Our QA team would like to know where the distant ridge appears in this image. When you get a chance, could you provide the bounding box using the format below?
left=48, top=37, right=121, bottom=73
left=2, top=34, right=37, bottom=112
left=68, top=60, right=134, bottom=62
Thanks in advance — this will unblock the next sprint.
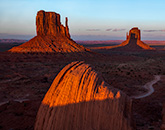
left=77, top=40, right=165, bottom=46
left=0, top=39, right=27, bottom=43
left=77, top=40, right=123, bottom=45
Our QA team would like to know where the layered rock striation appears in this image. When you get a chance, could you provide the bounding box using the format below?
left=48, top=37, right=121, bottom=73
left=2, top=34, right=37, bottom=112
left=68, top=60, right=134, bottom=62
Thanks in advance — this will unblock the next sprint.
left=36, top=10, right=70, bottom=38
left=35, top=61, right=134, bottom=130
left=9, top=10, right=89, bottom=53
left=120, top=27, right=154, bottom=50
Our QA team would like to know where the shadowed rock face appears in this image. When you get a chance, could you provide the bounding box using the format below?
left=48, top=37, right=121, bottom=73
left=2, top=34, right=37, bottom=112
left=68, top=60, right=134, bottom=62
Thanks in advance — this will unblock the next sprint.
left=161, top=104, right=165, bottom=130
left=35, top=61, right=134, bottom=130
left=127, top=27, right=141, bottom=40
left=9, top=10, right=89, bottom=53
left=120, top=27, right=154, bottom=50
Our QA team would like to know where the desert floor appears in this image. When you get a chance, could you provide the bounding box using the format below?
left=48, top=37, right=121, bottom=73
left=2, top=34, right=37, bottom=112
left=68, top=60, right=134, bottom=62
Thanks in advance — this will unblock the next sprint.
left=0, top=49, right=164, bottom=130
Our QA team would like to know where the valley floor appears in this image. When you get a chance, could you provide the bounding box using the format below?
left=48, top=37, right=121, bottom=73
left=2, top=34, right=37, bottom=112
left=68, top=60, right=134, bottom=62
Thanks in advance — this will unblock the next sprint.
left=0, top=49, right=164, bottom=130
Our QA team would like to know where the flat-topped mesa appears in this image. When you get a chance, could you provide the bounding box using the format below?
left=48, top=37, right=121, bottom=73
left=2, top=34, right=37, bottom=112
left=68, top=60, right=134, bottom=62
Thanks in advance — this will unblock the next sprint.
left=36, top=10, right=70, bottom=38
left=8, top=10, right=89, bottom=53
left=35, top=61, right=134, bottom=130
left=120, top=27, right=154, bottom=50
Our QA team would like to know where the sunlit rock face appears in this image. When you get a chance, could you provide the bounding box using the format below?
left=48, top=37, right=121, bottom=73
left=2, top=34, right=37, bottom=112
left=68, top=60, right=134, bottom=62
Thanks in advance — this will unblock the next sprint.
left=35, top=61, right=134, bottom=130
left=9, top=10, right=89, bottom=53
left=120, top=27, right=154, bottom=50
left=36, top=10, right=70, bottom=38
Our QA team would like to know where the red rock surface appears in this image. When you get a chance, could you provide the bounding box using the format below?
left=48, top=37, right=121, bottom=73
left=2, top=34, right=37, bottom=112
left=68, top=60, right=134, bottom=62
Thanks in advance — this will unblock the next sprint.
left=88, top=27, right=154, bottom=51
left=35, top=61, right=134, bottom=130
left=9, top=10, right=89, bottom=53
left=36, top=10, right=70, bottom=38
left=120, top=27, right=154, bottom=50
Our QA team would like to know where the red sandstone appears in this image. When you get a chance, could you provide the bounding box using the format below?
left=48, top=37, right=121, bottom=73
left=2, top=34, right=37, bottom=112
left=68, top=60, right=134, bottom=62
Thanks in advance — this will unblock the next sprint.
left=9, top=10, right=90, bottom=53
left=35, top=61, right=134, bottom=130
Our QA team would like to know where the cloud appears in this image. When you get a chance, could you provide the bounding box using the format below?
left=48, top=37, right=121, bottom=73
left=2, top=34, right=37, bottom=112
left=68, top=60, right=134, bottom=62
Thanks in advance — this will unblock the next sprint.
left=112, top=29, right=126, bottom=32
left=106, top=28, right=112, bottom=31
left=86, top=29, right=100, bottom=31
left=143, top=30, right=165, bottom=32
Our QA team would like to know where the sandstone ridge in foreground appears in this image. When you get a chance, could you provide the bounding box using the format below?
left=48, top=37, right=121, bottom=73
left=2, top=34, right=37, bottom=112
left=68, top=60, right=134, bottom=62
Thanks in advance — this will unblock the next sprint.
left=35, top=61, right=134, bottom=130
left=9, top=10, right=89, bottom=53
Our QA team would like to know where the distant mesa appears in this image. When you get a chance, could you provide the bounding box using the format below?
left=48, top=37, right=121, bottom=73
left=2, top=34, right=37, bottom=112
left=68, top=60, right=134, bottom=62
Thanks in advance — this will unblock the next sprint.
left=89, top=27, right=154, bottom=51
left=35, top=61, right=134, bottom=130
left=9, top=10, right=89, bottom=53
left=119, top=27, right=154, bottom=50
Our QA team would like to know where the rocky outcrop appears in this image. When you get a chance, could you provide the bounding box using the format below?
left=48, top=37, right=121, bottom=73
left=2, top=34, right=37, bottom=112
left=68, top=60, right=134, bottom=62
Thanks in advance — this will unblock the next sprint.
left=84, top=27, right=154, bottom=51
left=36, top=10, right=70, bottom=38
left=35, top=61, right=134, bottom=130
left=9, top=10, right=89, bottom=53
left=120, top=27, right=154, bottom=50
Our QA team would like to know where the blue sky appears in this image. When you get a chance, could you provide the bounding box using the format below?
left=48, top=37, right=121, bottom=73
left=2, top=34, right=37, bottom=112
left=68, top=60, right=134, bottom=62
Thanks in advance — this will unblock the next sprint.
left=0, top=0, right=165, bottom=40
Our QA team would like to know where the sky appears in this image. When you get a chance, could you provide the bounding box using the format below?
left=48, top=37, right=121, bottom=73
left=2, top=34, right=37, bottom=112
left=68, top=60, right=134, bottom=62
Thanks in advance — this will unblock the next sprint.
left=0, top=0, right=165, bottom=40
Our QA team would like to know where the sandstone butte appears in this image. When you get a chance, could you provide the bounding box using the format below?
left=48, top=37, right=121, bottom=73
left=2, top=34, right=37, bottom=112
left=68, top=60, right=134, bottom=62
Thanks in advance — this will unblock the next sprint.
left=9, top=10, right=90, bottom=53
left=35, top=61, right=134, bottom=130
left=119, top=27, right=154, bottom=50
left=90, top=27, right=154, bottom=50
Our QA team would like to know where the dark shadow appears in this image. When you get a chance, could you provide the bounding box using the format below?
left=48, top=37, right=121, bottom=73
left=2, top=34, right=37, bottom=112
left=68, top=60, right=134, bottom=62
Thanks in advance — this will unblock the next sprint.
left=0, top=42, right=23, bottom=52
left=35, top=99, right=135, bottom=130
left=123, top=33, right=141, bottom=50
left=0, top=100, right=41, bottom=130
